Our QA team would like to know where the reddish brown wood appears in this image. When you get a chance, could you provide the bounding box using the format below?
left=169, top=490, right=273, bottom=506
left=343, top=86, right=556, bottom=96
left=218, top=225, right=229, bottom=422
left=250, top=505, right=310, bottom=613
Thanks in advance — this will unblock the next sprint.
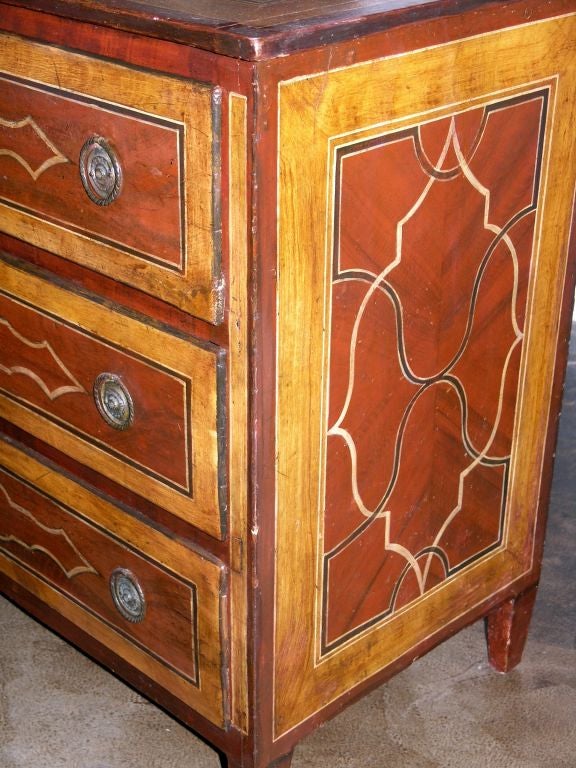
left=0, top=422, right=231, bottom=557
left=0, top=240, right=230, bottom=349
left=247, top=55, right=282, bottom=768
left=259, top=4, right=576, bottom=753
left=0, top=0, right=572, bottom=60
left=485, top=586, right=538, bottom=673
left=0, top=4, right=254, bottom=88
left=0, top=79, right=182, bottom=265
left=0, top=288, right=193, bottom=489
left=322, top=89, right=545, bottom=652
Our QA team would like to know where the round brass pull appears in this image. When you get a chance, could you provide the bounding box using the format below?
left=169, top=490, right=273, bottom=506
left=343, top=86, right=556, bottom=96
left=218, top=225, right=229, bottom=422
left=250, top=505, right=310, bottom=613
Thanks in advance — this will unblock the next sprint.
left=93, top=373, right=134, bottom=430
left=109, top=568, right=146, bottom=623
left=79, top=135, right=122, bottom=206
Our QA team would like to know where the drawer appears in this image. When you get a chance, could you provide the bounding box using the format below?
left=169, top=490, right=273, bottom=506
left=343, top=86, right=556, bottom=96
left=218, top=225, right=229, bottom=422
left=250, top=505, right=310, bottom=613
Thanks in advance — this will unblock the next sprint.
left=0, top=33, right=222, bottom=323
left=0, top=257, right=226, bottom=539
left=0, top=438, right=227, bottom=726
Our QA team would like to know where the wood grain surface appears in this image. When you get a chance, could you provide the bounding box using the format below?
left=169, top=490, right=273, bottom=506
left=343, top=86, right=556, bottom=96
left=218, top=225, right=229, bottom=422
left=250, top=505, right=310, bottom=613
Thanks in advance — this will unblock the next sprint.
left=1, top=0, right=575, bottom=765
left=0, top=33, right=221, bottom=321
left=321, top=87, right=546, bottom=653
left=274, top=10, right=576, bottom=739
left=0, top=464, right=201, bottom=684
left=228, top=91, right=250, bottom=733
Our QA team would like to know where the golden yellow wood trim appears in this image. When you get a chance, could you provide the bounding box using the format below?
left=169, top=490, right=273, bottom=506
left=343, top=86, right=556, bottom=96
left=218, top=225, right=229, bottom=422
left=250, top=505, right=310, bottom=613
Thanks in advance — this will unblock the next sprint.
left=0, top=439, right=225, bottom=726
left=274, top=13, right=576, bottom=738
left=0, top=33, right=218, bottom=321
left=0, top=259, right=222, bottom=538
left=228, top=92, right=250, bottom=732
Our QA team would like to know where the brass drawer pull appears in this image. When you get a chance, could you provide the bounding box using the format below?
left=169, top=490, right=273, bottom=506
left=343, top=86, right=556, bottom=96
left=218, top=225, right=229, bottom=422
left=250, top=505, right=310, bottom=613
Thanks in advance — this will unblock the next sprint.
left=93, top=373, right=134, bottom=430
left=79, top=135, right=123, bottom=205
left=109, top=568, right=146, bottom=623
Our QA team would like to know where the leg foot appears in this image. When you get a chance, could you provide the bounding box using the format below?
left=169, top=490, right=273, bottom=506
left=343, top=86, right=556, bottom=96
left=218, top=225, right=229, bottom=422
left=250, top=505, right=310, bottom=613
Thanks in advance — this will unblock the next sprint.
left=223, top=751, right=293, bottom=768
left=270, top=756, right=293, bottom=768
left=485, top=585, right=538, bottom=673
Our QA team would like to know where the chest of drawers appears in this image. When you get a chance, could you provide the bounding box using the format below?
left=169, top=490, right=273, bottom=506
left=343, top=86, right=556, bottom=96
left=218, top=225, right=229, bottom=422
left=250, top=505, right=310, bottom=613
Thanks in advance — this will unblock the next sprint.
left=1, top=1, right=575, bottom=765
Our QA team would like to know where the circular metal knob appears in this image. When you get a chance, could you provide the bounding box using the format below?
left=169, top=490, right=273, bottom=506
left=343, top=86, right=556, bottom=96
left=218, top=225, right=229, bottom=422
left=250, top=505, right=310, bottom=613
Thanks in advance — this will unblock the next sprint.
left=109, top=568, right=146, bottom=623
left=79, top=135, right=122, bottom=206
left=93, top=373, right=134, bottom=430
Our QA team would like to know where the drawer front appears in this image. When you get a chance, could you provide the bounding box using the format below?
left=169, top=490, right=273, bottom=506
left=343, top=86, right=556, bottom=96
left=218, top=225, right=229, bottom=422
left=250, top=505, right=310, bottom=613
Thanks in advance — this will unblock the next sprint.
left=0, top=33, right=222, bottom=323
left=0, top=439, right=226, bottom=726
left=0, top=258, right=225, bottom=539
left=273, top=14, right=576, bottom=737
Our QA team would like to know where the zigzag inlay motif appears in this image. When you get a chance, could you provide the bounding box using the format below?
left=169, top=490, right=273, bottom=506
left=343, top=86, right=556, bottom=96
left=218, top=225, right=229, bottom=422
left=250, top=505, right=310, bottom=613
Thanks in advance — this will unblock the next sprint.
left=0, top=316, right=86, bottom=400
left=321, top=88, right=549, bottom=654
left=0, top=115, right=69, bottom=179
left=0, top=481, right=98, bottom=579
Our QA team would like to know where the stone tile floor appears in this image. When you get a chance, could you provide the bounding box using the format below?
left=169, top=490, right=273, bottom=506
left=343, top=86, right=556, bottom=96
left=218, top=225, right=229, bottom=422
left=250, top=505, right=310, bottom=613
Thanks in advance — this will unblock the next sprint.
left=1, top=332, right=575, bottom=768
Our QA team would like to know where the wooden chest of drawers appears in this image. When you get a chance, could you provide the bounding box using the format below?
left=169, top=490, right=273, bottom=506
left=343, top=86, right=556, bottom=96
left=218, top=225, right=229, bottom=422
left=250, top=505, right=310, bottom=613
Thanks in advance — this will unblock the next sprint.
left=1, top=1, right=575, bottom=765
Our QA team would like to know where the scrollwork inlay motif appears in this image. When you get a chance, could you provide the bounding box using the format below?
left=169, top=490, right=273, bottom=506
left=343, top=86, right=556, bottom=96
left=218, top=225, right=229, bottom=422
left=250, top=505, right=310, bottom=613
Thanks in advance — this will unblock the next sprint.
left=0, top=115, right=69, bottom=179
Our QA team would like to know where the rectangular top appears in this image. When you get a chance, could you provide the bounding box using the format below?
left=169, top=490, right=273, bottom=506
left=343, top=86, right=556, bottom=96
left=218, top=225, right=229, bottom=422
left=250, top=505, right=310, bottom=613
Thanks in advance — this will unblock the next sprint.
left=0, top=0, right=511, bottom=60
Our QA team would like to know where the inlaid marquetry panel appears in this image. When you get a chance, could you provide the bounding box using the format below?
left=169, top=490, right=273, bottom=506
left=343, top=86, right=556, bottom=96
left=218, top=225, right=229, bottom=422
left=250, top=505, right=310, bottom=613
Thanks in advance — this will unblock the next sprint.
left=322, top=88, right=547, bottom=653
left=0, top=34, right=222, bottom=322
left=0, top=258, right=226, bottom=539
left=0, top=114, right=69, bottom=179
left=274, top=12, right=576, bottom=737
left=0, top=475, right=97, bottom=580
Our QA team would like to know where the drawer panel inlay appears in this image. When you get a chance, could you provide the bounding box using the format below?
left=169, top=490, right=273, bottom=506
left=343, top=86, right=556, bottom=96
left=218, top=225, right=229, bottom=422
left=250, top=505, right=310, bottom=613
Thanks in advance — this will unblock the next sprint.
left=0, top=75, right=184, bottom=267
left=0, top=34, right=222, bottom=322
left=0, top=466, right=199, bottom=684
left=0, top=438, right=227, bottom=726
left=0, top=258, right=226, bottom=539
left=1, top=3, right=575, bottom=765
left=0, top=114, right=69, bottom=179
left=0, top=293, right=191, bottom=492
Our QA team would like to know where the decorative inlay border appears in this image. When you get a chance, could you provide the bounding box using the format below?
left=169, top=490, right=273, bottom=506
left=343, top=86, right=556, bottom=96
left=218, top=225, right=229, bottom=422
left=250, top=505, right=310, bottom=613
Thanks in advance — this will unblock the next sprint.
left=0, top=32, right=226, bottom=322
left=0, top=73, right=186, bottom=272
left=0, top=289, right=193, bottom=497
left=0, top=254, right=224, bottom=537
left=0, top=465, right=201, bottom=688
left=320, top=86, right=549, bottom=654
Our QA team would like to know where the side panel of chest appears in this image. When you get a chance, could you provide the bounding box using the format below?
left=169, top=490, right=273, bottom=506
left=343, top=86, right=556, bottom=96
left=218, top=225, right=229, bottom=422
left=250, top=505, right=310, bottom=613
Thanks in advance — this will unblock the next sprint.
left=0, top=34, right=222, bottom=322
left=273, top=13, right=576, bottom=738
